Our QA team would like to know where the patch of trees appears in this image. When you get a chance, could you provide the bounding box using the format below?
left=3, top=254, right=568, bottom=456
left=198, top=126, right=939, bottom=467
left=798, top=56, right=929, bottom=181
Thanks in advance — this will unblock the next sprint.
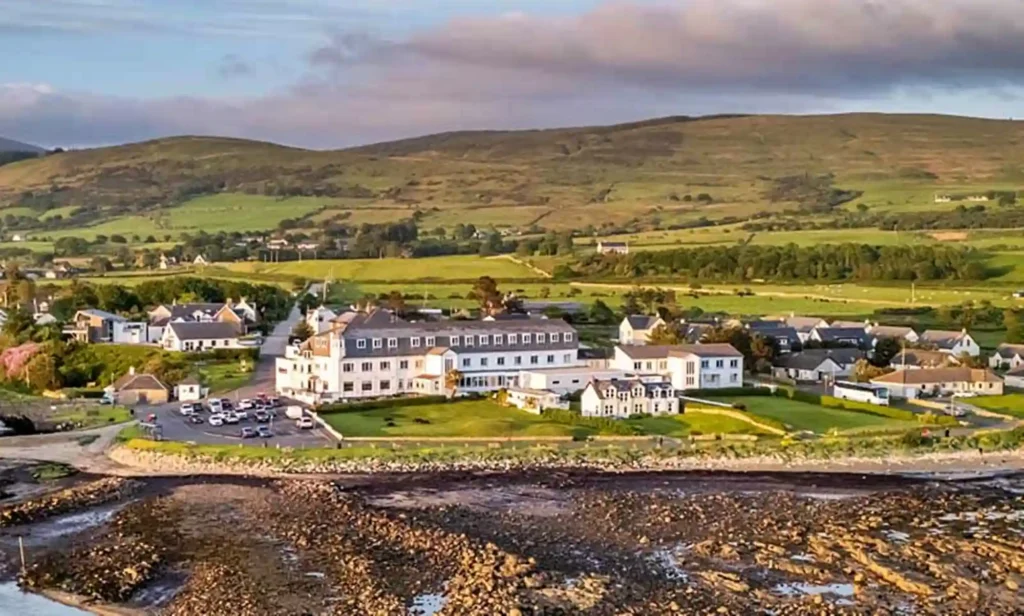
left=744, top=202, right=1024, bottom=233
left=569, top=243, right=989, bottom=282
left=0, top=151, right=40, bottom=167
left=764, top=173, right=862, bottom=213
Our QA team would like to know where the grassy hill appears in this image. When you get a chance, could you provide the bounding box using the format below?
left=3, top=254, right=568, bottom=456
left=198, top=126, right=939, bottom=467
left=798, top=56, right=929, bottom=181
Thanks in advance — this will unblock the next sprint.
left=2, top=113, right=1024, bottom=237
left=0, top=136, right=43, bottom=154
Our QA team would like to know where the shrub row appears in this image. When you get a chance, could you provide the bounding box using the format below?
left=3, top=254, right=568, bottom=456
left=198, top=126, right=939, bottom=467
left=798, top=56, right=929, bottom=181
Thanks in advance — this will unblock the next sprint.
left=686, top=387, right=771, bottom=398
left=184, top=348, right=260, bottom=362
left=318, top=395, right=449, bottom=414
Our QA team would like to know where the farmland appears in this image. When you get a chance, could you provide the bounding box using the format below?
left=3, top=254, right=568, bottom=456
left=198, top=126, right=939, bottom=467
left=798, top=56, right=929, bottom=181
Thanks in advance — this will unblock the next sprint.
left=221, top=255, right=539, bottom=282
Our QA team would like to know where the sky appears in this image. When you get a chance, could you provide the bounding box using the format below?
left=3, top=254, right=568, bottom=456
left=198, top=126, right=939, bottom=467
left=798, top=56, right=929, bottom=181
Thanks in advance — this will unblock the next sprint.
left=3, top=0, right=1024, bottom=149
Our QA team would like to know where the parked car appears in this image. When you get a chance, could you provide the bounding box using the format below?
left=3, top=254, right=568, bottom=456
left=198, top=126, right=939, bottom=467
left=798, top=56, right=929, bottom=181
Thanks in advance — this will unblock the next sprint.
left=240, top=427, right=256, bottom=439
left=223, top=412, right=240, bottom=425
left=296, top=417, right=315, bottom=430
left=257, top=426, right=273, bottom=438
left=99, top=396, right=114, bottom=406
left=234, top=410, right=249, bottom=421
left=254, top=410, right=270, bottom=423
left=238, top=399, right=254, bottom=410
left=180, top=403, right=196, bottom=415
left=266, top=397, right=282, bottom=408
left=208, top=414, right=225, bottom=427
left=187, top=415, right=204, bottom=425
left=220, top=399, right=234, bottom=411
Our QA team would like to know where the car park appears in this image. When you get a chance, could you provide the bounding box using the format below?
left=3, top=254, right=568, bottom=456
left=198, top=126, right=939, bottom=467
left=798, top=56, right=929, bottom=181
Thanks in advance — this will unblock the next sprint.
left=296, top=417, right=315, bottom=430
left=223, top=412, right=240, bottom=425
left=257, top=426, right=273, bottom=438
left=234, top=409, right=249, bottom=421
left=266, top=397, right=281, bottom=408
left=187, top=415, right=204, bottom=425
left=208, top=414, right=225, bottom=427
left=254, top=410, right=270, bottom=423
left=238, top=399, right=254, bottom=410
left=180, top=403, right=196, bottom=415
left=240, top=427, right=256, bottom=439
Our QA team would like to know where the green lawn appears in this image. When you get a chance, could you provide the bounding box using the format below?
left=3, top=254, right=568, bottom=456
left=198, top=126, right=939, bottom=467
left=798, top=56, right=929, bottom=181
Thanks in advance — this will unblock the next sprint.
left=625, top=411, right=770, bottom=436
left=969, top=394, right=1024, bottom=419
left=726, top=396, right=918, bottom=434
left=224, top=255, right=540, bottom=282
left=199, top=360, right=255, bottom=394
left=52, top=405, right=133, bottom=429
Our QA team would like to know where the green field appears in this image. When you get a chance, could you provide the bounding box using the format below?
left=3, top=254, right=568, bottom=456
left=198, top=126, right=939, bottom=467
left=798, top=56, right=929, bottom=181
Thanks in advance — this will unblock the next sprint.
left=321, top=400, right=771, bottom=439
left=52, top=405, right=133, bottom=429
left=725, top=396, right=919, bottom=434
left=224, top=255, right=538, bottom=282
left=969, top=394, right=1024, bottom=419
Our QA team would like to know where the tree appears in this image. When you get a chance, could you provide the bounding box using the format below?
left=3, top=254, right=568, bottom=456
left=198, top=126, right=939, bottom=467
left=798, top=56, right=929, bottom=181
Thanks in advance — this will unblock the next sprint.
left=648, top=323, right=683, bottom=345
left=872, top=337, right=903, bottom=367
left=385, top=290, right=406, bottom=315
left=853, top=359, right=891, bottom=382
left=15, top=279, right=35, bottom=307
left=141, top=250, right=160, bottom=270
left=291, top=320, right=314, bottom=342
left=444, top=368, right=463, bottom=399
left=24, top=353, right=58, bottom=391
left=115, top=245, right=135, bottom=269
left=90, top=256, right=113, bottom=274
left=470, top=276, right=502, bottom=313
left=749, top=334, right=779, bottom=373
left=1005, top=309, right=1024, bottom=344
left=589, top=299, right=616, bottom=325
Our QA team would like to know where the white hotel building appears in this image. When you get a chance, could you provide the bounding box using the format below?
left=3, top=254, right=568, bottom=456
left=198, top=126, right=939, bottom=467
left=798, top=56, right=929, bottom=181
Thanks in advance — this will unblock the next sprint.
left=611, top=344, right=745, bottom=389
left=276, top=311, right=581, bottom=404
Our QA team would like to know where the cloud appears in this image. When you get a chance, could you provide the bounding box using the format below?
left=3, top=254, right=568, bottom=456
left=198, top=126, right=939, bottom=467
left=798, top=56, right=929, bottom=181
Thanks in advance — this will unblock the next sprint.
left=217, top=54, right=252, bottom=79
left=5, top=0, right=1024, bottom=148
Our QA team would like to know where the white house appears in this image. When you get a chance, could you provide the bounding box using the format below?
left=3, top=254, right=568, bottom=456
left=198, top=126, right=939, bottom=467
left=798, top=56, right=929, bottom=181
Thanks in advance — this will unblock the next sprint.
left=581, top=378, right=679, bottom=419
left=596, top=241, right=629, bottom=255
left=517, top=366, right=630, bottom=395
left=306, top=306, right=339, bottom=335
left=618, top=315, right=665, bottom=345
left=919, top=329, right=980, bottom=357
left=193, top=255, right=211, bottom=266
left=505, top=388, right=568, bottom=413
left=1004, top=365, right=1024, bottom=389
left=990, top=343, right=1024, bottom=370
left=112, top=321, right=162, bottom=345
left=612, top=344, right=744, bottom=390
left=275, top=311, right=581, bottom=404
left=161, top=322, right=243, bottom=353
left=871, top=367, right=1003, bottom=400
left=867, top=324, right=919, bottom=343
left=174, top=376, right=205, bottom=402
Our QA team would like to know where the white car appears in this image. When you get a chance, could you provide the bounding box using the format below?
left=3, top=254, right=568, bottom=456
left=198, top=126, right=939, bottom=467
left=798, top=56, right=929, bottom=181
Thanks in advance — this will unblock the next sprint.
left=208, top=414, right=225, bottom=427
left=296, top=417, right=315, bottom=430
left=223, top=412, right=240, bottom=425
left=234, top=410, right=249, bottom=421
left=953, top=392, right=978, bottom=399
left=180, top=403, right=196, bottom=415
left=238, top=399, right=254, bottom=411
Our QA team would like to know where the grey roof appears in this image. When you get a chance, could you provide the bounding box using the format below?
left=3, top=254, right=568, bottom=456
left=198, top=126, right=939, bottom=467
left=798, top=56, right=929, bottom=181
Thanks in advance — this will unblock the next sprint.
left=618, top=343, right=743, bottom=360
left=158, top=303, right=226, bottom=321
left=168, top=321, right=240, bottom=341
left=578, top=347, right=612, bottom=360
left=114, top=373, right=168, bottom=391
left=625, top=315, right=661, bottom=330
left=813, top=327, right=872, bottom=345
left=784, top=316, right=829, bottom=330
left=994, top=343, right=1024, bottom=358
left=750, top=326, right=800, bottom=343
left=80, top=308, right=127, bottom=322
left=830, top=320, right=868, bottom=329
left=920, top=330, right=968, bottom=349
left=891, top=349, right=959, bottom=368
left=339, top=313, right=576, bottom=359
left=870, top=325, right=916, bottom=338
left=178, top=375, right=201, bottom=386
left=775, top=348, right=864, bottom=370
left=589, top=378, right=674, bottom=399
left=746, top=319, right=785, bottom=330
left=522, top=301, right=584, bottom=313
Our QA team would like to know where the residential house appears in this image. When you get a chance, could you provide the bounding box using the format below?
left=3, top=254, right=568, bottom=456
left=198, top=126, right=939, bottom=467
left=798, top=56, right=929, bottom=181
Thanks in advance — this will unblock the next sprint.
left=113, top=321, right=162, bottom=345
left=809, top=327, right=874, bottom=348
left=111, top=368, right=170, bottom=405
left=306, top=306, right=340, bottom=335
left=161, top=322, right=244, bottom=352
left=890, top=349, right=961, bottom=370
left=867, top=324, right=920, bottom=343
left=618, top=315, right=665, bottom=345
left=64, top=309, right=127, bottom=343
left=967, top=194, right=990, bottom=202
left=1004, top=365, right=1024, bottom=389
left=581, top=378, right=679, bottom=418
left=505, top=388, right=569, bottom=413
left=772, top=348, right=865, bottom=382
left=682, top=322, right=716, bottom=343
left=830, top=319, right=870, bottom=330
left=746, top=323, right=801, bottom=354
left=920, top=329, right=980, bottom=357
left=518, top=366, right=630, bottom=395
left=44, top=262, right=78, bottom=280
left=275, top=311, right=581, bottom=403
left=596, top=241, right=629, bottom=255
left=193, top=255, right=211, bottom=266
left=989, top=343, right=1024, bottom=370
left=267, top=238, right=290, bottom=250
left=174, top=375, right=204, bottom=402
left=148, top=299, right=256, bottom=337
left=870, top=368, right=1003, bottom=399
left=775, top=315, right=830, bottom=342
left=158, top=254, right=177, bottom=270
left=612, top=344, right=744, bottom=390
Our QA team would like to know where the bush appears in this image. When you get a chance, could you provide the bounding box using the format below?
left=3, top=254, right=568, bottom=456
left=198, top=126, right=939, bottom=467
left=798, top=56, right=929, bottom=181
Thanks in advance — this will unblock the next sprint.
left=688, top=387, right=770, bottom=398
left=318, top=396, right=448, bottom=414
left=818, top=395, right=959, bottom=426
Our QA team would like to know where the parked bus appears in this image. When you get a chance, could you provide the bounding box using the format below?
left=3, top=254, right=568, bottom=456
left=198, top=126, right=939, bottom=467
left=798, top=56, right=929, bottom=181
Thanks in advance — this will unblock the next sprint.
left=833, top=381, right=890, bottom=406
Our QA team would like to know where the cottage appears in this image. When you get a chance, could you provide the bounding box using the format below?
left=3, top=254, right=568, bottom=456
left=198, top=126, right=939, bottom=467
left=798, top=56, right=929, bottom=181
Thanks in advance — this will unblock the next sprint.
left=867, top=324, right=919, bottom=343
left=161, top=322, right=243, bottom=352
left=618, top=315, right=665, bottom=345
left=989, top=343, right=1024, bottom=370
left=306, top=306, right=340, bottom=334
left=771, top=348, right=864, bottom=382
left=596, top=241, right=629, bottom=255
left=174, top=375, right=204, bottom=402
left=581, top=378, right=678, bottom=418
left=829, top=319, right=870, bottom=330
left=1004, top=365, right=1024, bottom=389
left=746, top=323, right=801, bottom=353
left=870, top=367, right=1003, bottom=400
left=890, top=349, right=961, bottom=370
left=112, top=368, right=170, bottom=405
left=919, top=329, right=980, bottom=357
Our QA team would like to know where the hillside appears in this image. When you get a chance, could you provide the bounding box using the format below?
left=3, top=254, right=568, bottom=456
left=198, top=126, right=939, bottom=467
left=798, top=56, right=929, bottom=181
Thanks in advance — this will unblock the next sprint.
left=0, top=136, right=43, bottom=153
left=2, top=113, right=1024, bottom=236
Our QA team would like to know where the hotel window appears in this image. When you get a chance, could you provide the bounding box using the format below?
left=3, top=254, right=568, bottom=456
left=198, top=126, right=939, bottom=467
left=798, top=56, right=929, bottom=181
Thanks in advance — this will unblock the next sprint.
left=380, top=380, right=391, bottom=391
left=481, top=358, right=489, bottom=367
left=465, top=336, right=475, bottom=347
left=379, top=361, right=390, bottom=370
left=372, top=338, right=383, bottom=349
left=451, top=336, right=461, bottom=346
left=343, top=363, right=353, bottom=373
left=686, top=377, right=695, bottom=386
left=514, top=356, right=523, bottom=366
left=388, top=338, right=398, bottom=349
left=415, top=360, right=423, bottom=369
left=563, top=333, right=573, bottom=342
left=715, top=359, right=724, bottom=368
left=537, top=333, right=546, bottom=344
left=356, top=339, right=366, bottom=349
left=479, top=335, right=489, bottom=346
left=426, top=336, right=436, bottom=347
left=462, top=358, right=471, bottom=368
left=411, top=337, right=421, bottom=348
left=564, top=354, right=572, bottom=363
left=343, top=382, right=354, bottom=392
left=493, top=334, right=503, bottom=345
left=497, top=357, right=505, bottom=366
left=701, top=360, right=709, bottom=369
left=399, top=360, right=409, bottom=370
left=361, top=362, right=372, bottom=372
left=530, top=355, right=539, bottom=365
left=508, top=334, right=518, bottom=344
left=522, top=334, right=532, bottom=344
left=634, top=362, right=642, bottom=370
left=545, top=354, right=554, bottom=364
left=361, top=382, right=373, bottom=392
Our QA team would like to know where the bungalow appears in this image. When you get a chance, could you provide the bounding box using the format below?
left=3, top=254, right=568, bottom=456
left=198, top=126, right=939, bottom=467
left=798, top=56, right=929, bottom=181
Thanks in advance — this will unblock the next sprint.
left=809, top=327, right=874, bottom=349
left=174, top=375, right=205, bottom=403
left=149, top=299, right=257, bottom=335
left=867, top=324, right=920, bottom=343
left=111, top=368, right=170, bottom=405
left=778, top=315, right=830, bottom=342
left=581, top=378, right=678, bottom=418
left=870, top=367, right=1003, bottom=400
left=618, top=315, right=665, bottom=345
left=161, top=322, right=243, bottom=353
left=772, top=348, right=864, bottom=382
left=596, top=241, right=629, bottom=255
left=919, top=329, right=980, bottom=357
left=1004, top=365, right=1024, bottom=389
left=989, top=343, right=1024, bottom=370
left=891, top=349, right=961, bottom=370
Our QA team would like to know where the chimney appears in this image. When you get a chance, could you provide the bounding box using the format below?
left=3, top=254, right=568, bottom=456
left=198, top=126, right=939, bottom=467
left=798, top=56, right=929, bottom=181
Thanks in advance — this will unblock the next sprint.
left=129, top=366, right=135, bottom=376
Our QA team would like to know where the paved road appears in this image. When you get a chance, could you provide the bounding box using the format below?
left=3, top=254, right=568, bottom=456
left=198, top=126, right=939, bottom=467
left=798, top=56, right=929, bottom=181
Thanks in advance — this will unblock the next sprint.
left=145, top=404, right=333, bottom=447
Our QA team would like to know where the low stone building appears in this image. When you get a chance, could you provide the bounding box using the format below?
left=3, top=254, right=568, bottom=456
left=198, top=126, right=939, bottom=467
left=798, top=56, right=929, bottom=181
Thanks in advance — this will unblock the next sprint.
left=112, top=369, right=170, bottom=405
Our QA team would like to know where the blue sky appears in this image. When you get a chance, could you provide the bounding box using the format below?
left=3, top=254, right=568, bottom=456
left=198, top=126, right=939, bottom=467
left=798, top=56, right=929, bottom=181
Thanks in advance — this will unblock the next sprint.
left=2, top=0, right=1024, bottom=148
